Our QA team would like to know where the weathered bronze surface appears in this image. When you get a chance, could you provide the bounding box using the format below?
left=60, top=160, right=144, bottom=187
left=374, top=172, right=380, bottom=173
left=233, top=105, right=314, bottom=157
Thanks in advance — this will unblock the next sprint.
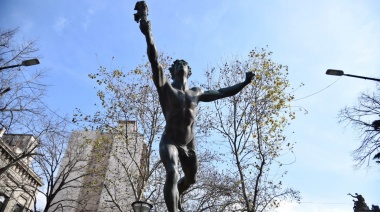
left=135, top=2, right=254, bottom=211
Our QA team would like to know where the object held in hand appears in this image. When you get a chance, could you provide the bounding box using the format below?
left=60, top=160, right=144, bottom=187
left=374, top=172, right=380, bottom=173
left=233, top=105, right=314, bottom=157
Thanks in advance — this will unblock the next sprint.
left=134, top=1, right=149, bottom=23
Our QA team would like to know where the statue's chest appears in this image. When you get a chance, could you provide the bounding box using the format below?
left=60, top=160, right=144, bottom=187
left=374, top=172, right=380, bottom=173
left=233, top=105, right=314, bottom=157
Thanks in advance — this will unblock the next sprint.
left=174, top=90, right=197, bottom=109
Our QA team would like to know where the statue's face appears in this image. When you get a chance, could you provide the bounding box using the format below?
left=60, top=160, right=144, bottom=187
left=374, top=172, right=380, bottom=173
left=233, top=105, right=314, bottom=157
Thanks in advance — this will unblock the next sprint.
left=174, top=61, right=189, bottom=78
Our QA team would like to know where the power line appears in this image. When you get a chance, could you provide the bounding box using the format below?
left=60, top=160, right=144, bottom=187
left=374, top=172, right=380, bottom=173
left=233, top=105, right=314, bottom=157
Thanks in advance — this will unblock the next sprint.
left=292, top=77, right=341, bottom=101
left=300, top=201, right=351, bottom=205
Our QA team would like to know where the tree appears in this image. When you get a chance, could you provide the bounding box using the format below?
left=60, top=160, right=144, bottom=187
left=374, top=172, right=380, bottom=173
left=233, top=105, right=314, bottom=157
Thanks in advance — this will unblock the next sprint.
left=0, top=27, right=94, bottom=212
left=73, top=48, right=301, bottom=211
left=0, top=28, right=55, bottom=212
left=179, top=149, right=241, bottom=211
left=146, top=145, right=241, bottom=211
left=0, top=27, right=48, bottom=176
left=20, top=114, right=93, bottom=212
left=339, top=83, right=380, bottom=168
left=72, top=54, right=172, bottom=210
left=79, top=54, right=235, bottom=211
left=0, top=112, right=88, bottom=212
left=0, top=27, right=46, bottom=133
left=198, top=48, right=301, bottom=211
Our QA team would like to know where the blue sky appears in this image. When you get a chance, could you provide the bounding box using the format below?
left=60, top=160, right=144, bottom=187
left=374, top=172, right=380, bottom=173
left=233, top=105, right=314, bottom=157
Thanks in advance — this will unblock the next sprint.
left=1, top=0, right=379, bottom=211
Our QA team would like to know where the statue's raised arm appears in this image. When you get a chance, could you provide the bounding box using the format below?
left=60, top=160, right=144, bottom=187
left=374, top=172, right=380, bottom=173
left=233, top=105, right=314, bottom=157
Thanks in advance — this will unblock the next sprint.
left=134, top=1, right=166, bottom=88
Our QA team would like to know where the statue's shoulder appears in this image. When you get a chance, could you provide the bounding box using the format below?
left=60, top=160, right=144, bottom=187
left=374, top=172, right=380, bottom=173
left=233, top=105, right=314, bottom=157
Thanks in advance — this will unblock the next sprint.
left=190, top=87, right=204, bottom=94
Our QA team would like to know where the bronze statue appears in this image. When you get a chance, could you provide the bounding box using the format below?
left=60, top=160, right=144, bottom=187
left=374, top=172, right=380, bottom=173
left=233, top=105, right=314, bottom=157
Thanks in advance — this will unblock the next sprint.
left=348, top=193, right=370, bottom=211
left=135, top=2, right=254, bottom=211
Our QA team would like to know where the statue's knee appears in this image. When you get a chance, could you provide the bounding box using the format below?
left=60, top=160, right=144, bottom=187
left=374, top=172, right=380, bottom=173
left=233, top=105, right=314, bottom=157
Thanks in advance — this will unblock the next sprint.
left=166, top=167, right=179, bottom=181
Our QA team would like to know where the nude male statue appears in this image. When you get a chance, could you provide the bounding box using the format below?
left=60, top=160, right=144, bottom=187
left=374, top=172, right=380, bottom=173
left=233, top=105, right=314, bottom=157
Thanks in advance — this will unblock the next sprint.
left=135, top=2, right=254, bottom=211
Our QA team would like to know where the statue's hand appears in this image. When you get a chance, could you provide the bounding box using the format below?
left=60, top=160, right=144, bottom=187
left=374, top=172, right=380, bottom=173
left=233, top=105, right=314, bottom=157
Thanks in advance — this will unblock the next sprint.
left=139, top=19, right=151, bottom=36
left=245, top=71, right=255, bottom=83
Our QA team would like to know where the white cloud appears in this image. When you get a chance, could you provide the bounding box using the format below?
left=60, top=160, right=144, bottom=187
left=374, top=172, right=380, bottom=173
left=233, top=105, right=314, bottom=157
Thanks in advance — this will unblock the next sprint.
left=53, top=17, right=68, bottom=32
left=83, top=8, right=94, bottom=31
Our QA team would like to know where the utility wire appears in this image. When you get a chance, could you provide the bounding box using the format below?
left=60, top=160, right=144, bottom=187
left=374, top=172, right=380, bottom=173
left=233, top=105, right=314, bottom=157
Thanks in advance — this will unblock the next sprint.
left=300, top=201, right=351, bottom=205
left=21, top=69, right=340, bottom=126
left=292, top=77, right=341, bottom=101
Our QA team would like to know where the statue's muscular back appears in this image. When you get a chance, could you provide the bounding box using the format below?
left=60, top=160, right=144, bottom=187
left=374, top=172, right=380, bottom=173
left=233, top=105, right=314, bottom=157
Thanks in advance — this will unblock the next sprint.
left=159, top=82, right=202, bottom=146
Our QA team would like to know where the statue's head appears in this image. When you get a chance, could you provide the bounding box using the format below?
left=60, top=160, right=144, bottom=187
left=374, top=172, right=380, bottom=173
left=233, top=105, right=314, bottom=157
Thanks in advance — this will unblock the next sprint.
left=169, top=59, right=192, bottom=80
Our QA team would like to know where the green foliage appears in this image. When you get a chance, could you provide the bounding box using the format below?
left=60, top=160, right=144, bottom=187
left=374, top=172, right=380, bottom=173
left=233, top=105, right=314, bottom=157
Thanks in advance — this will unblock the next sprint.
left=200, top=47, right=301, bottom=211
left=74, top=54, right=172, bottom=210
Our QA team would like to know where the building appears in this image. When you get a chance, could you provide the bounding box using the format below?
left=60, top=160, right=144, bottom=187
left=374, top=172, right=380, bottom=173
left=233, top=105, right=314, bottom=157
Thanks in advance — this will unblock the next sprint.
left=49, top=120, right=147, bottom=212
left=0, top=132, right=43, bottom=212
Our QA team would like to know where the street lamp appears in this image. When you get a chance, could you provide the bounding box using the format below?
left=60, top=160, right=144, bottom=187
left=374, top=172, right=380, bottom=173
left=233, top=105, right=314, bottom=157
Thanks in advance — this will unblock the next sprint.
left=326, top=69, right=380, bottom=82
left=131, top=201, right=153, bottom=212
left=0, top=87, right=11, bottom=98
left=0, top=59, right=40, bottom=71
left=327, top=69, right=380, bottom=132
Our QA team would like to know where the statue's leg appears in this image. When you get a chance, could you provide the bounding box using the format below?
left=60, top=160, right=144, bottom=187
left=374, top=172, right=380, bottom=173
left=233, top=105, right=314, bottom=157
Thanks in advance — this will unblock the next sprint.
left=178, top=151, right=198, bottom=194
left=160, top=142, right=180, bottom=212
left=177, top=144, right=198, bottom=211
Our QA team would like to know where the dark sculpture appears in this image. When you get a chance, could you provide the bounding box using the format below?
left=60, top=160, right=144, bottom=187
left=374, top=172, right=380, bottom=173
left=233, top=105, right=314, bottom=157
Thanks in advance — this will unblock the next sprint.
left=348, top=193, right=370, bottom=211
left=135, top=2, right=254, bottom=211
left=372, top=119, right=380, bottom=131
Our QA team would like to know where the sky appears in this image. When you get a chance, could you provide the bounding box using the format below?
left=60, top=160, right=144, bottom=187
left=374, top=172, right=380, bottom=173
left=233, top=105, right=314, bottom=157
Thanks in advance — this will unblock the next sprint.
left=1, top=0, right=379, bottom=211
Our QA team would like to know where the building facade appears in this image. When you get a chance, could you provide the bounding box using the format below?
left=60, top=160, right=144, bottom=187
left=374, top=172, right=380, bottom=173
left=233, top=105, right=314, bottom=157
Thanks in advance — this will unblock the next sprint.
left=0, top=133, right=43, bottom=212
left=49, top=121, right=147, bottom=212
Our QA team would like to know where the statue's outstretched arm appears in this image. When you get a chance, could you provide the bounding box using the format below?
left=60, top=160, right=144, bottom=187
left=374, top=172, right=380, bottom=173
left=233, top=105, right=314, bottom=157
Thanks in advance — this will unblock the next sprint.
left=135, top=1, right=166, bottom=88
left=199, top=72, right=254, bottom=102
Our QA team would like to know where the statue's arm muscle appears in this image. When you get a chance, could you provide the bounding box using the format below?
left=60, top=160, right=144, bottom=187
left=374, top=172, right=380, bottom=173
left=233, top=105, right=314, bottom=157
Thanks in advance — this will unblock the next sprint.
left=136, top=2, right=166, bottom=89
left=198, top=81, right=249, bottom=102
left=198, top=72, right=254, bottom=102
left=143, top=23, right=166, bottom=88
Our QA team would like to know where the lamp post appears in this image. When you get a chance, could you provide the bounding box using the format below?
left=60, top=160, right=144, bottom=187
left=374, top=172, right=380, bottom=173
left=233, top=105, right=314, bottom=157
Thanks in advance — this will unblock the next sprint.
left=326, top=69, right=380, bottom=131
left=131, top=201, right=153, bottom=212
left=0, top=87, right=10, bottom=98
left=0, top=59, right=40, bottom=71
left=326, top=69, right=380, bottom=82
left=0, top=59, right=40, bottom=96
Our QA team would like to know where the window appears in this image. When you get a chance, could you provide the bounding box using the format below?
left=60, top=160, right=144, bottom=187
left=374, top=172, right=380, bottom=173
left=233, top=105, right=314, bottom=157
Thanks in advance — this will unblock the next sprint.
left=0, top=194, right=9, bottom=212
left=13, top=204, right=24, bottom=212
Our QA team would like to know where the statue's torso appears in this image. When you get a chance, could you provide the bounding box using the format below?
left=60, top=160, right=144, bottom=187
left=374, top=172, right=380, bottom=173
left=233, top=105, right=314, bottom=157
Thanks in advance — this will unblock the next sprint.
left=160, top=83, right=200, bottom=146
